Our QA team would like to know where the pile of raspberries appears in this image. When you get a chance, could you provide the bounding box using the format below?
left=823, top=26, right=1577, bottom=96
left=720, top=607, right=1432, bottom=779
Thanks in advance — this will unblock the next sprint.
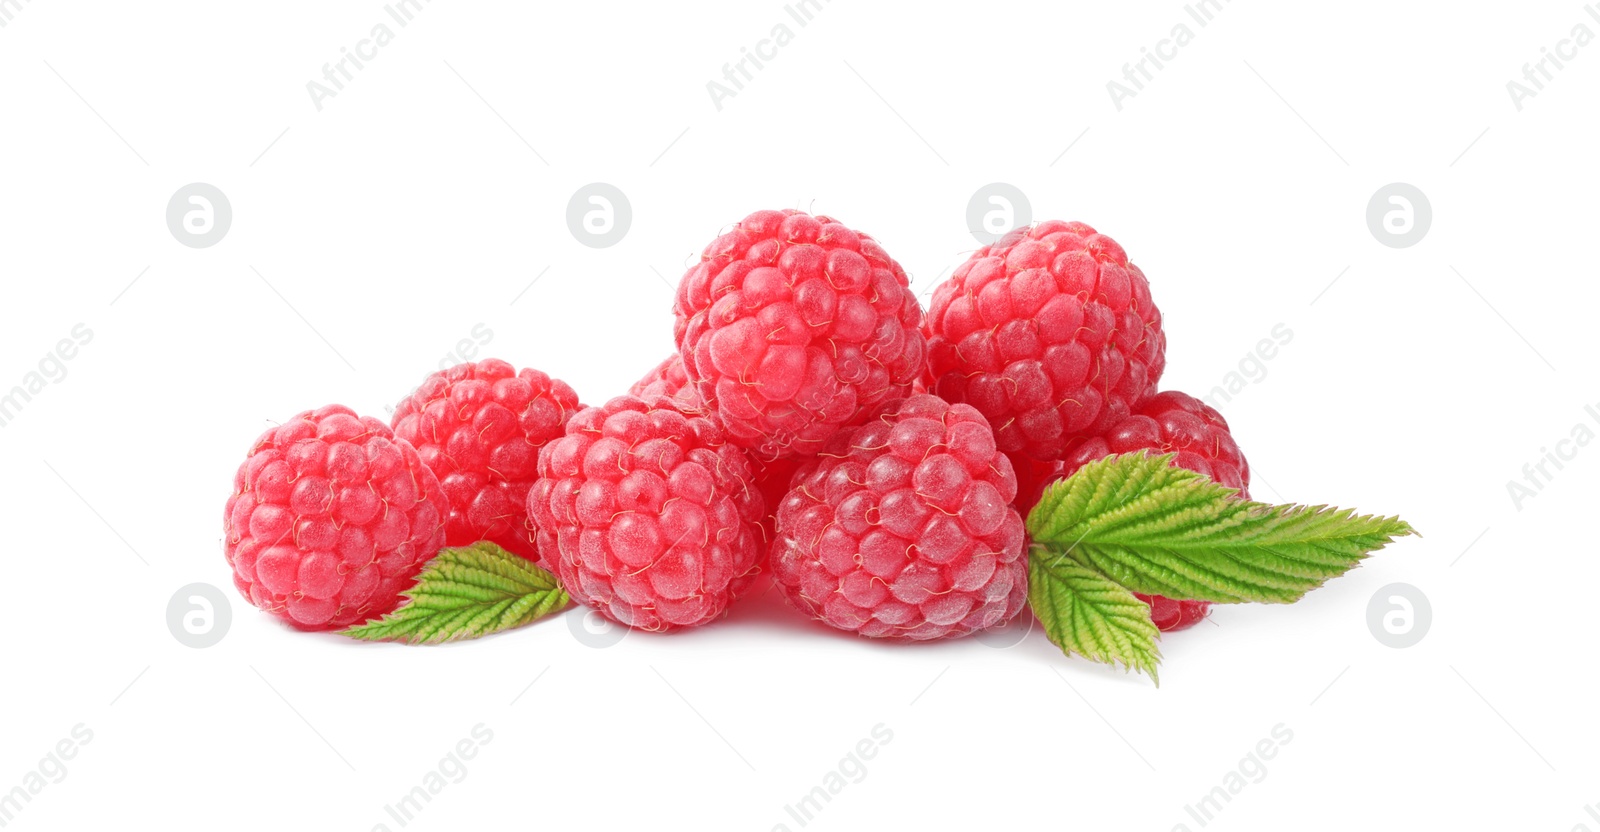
left=224, top=210, right=1249, bottom=638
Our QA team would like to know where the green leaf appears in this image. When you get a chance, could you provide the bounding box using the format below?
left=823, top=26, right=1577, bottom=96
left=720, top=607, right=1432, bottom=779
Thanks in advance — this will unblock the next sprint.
left=341, top=541, right=569, bottom=644
left=1027, top=452, right=1415, bottom=605
left=1028, top=549, right=1162, bottom=684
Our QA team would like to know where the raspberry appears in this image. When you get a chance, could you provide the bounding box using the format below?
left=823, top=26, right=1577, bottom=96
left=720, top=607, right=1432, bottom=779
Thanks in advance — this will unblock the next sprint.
left=527, top=395, right=766, bottom=631
left=751, top=454, right=802, bottom=546
left=1061, top=390, right=1249, bottom=495
left=628, top=355, right=697, bottom=405
left=1010, top=454, right=1064, bottom=524
left=924, top=220, right=1165, bottom=460
left=224, top=405, right=447, bottom=630
left=770, top=394, right=1028, bottom=640
left=391, top=359, right=581, bottom=564
left=1142, top=593, right=1211, bottom=632
left=674, top=209, right=927, bottom=460
left=1014, top=390, right=1251, bottom=632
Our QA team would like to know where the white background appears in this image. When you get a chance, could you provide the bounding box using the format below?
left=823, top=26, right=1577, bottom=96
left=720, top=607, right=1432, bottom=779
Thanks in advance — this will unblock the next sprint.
left=2, top=1, right=1596, bottom=829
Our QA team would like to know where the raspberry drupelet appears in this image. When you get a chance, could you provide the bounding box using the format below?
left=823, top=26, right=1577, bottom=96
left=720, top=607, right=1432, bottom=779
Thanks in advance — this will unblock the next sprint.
left=628, top=354, right=697, bottom=405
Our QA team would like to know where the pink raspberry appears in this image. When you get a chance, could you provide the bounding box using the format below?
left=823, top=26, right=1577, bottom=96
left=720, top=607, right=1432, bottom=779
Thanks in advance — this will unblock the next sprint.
left=770, top=394, right=1028, bottom=640
left=628, top=355, right=697, bottom=405
left=1141, top=594, right=1211, bottom=632
left=224, top=405, right=447, bottom=630
left=751, top=454, right=802, bottom=547
left=391, top=359, right=581, bottom=564
left=527, top=395, right=765, bottom=631
left=1061, top=390, right=1248, bottom=494
left=924, top=220, right=1165, bottom=460
left=674, top=209, right=927, bottom=460
left=1014, top=390, right=1251, bottom=632
left=1010, top=454, right=1065, bottom=522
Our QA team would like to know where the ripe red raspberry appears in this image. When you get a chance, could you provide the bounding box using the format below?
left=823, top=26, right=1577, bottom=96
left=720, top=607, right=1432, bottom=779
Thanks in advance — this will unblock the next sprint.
left=751, top=454, right=802, bottom=546
left=924, top=220, right=1165, bottom=460
left=1061, top=391, right=1248, bottom=494
left=224, top=405, right=447, bottom=630
left=1142, top=594, right=1211, bottom=632
left=391, top=359, right=581, bottom=564
left=674, top=209, right=927, bottom=460
left=1010, top=454, right=1064, bottom=522
left=527, top=395, right=765, bottom=631
left=628, top=355, right=697, bottom=405
left=770, top=394, right=1028, bottom=640
left=1014, top=391, right=1250, bottom=632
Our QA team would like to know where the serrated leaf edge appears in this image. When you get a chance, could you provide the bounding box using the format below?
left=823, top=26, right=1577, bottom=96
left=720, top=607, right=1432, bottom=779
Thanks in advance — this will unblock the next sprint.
left=1028, top=549, right=1163, bottom=685
left=340, top=541, right=570, bottom=644
left=1027, top=452, right=1414, bottom=605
